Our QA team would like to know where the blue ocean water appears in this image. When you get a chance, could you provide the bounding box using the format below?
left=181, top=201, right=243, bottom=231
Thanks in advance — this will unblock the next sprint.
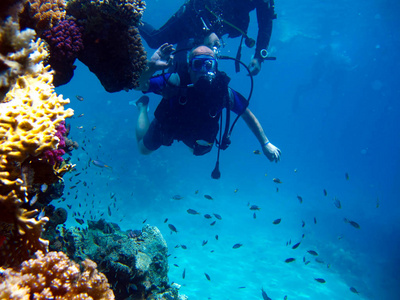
left=55, top=0, right=400, bottom=299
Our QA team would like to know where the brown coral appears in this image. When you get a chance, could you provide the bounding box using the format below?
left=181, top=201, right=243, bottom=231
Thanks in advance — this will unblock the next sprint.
left=0, top=251, right=115, bottom=299
left=19, top=0, right=66, bottom=34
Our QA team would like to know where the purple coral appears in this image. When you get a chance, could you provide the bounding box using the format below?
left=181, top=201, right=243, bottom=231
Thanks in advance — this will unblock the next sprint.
left=42, top=121, right=67, bottom=165
left=43, top=18, right=84, bottom=63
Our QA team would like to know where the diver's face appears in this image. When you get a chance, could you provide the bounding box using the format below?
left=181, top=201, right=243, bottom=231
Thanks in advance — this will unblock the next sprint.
left=189, top=55, right=217, bottom=84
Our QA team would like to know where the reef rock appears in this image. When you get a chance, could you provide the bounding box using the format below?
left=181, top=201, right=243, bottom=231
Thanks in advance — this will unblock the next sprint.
left=63, top=219, right=187, bottom=300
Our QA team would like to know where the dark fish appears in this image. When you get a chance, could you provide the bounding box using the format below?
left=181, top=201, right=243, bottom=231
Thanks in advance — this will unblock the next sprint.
left=345, top=172, right=349, bottom=180
left=204, top=214, right=212, bottom=219
left=261, top=287, right=272, bottom=300
left=249, top=205, right=260, bottom=210
left=204, top=273, right=211, bottom=281
left=181, top=245, right=187, bottom=249
left=285, top=258, right=295, bottom=263
left=350, top=287, right=359, bottom=294
left=168, top=224, right=178, bottom=233
left=305, top=261, right=311, bottom=265
left=273, top=178, right=282, bottom=183
left=307, top=250, right=318, bottom=256
left=204, top=194, right=213, bottom=200
left=323, top=189, right=327, bottom=196
left=333, top=197, right=342, bottom=209
left=67, top=204, right=72, bottom=209
left=315, top=258, right=325, bottom=264
left=234, top=188, right=239, bottom=193
left=253, top=212, right=256, bottom=219
left=232, top=243, right=243, bottom=249
left=164, top=218, right=168, bottom=223
left=297, top=195, right=303, bottom=204
left=215, top=235, right=218, bottom=240
left=142, top=219, right=147, bottom=224
left=344, top=218, right=360, bottom=229
left=253, top=150, right=261, bottom=155
left=302, top=220, right=305, bottom=227
left=108, top=206, right=111, bottom=216
left=182, top=268, right=186, bottom=279
left=213, top=213, right=222, bottom=220
left=76, top=95, right=84, bottom=101
left=194, top=190, right=199, bottom=194
left=187, top=209, right=200, bottom=215
left=172, top=195, right=183, bottom=200
left=238, top=286, right=246, bottom=289
left=78, top=113, right=84, bottom=118
left=75, top=218, right=84, bottom=225
left=210, top=221, right=216, bottom=226
left=314, top=278, right=326, bottom=283
left=284, top=296, right=288, bottom=300
left=276, top=187, right=279, bottom=192
left=173, top=264, right=179, bottom=267
left=314, top=217, right=317, bottom=224
left=272, top=218, right=281, bottom=225
left=292, top=242, right=301, bottom=249
left=202, top=240, right=208, bottom=246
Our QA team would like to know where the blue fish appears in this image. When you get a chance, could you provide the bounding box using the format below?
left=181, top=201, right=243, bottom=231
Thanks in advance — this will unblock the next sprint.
left=90, top=159, right=112, bottom=170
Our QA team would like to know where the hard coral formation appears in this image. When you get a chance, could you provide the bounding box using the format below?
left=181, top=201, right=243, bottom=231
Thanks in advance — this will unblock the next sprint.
left=67, top=0, right=147, bottom=92
left=42, top=18, right=84, bottom=86
left=63, top=219, right=186, bottom=300
left=19, top=0, right=67, bottom=34
left=0, top=251, right=114, bottom=299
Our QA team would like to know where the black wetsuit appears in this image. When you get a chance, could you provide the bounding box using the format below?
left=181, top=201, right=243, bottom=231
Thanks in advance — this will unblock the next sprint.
left=140, top=0, right=275, bottom=61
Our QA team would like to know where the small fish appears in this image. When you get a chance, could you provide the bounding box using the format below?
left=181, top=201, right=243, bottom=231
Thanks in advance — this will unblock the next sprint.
left=194, top=190, right=199, bottom=194
left=232, top=243, right=243, bottom=249
left=67, top=204, right=72, bottom=209
left=253, top=212, right=256, bottom=219
left=314, top=217, right=317, bottom=224
left=204, top=273, right=211, bottom=281
left=323, top=189, right=327, bottom=196
left=78, top=113, right=84, bottom=118
left=350, top=287, right=359, bottom=294
left=172, top=195, right=184, bottom=200
left=204, top=194, right=213, bottom=200
left=305, top=261, right=311, bottom=265
left=108, top=206, right=111, bottom=216
left=292, top=242, right=301, bottom=249
left=142, top=218, right=147, bottom=224
left=315, top=258, right=325, bottom=264
left=345, top=172, right=349, bottom=180
left=181, top=245, right=187, bottom=249
left=253, top=150, right=261, bottom=155
left=314, top=278, right=326, bottom=283
left=76, top=95, right=84, bottom=101
left=213, top=213, right=222, bottom=220
left=284, top=296, right=288, bottom=300
left=307, top=250, right=318, bottom=256
left=272, top=218, right=281, bottom=225
left=249, top=205, right=260, bottom=211
left=238, top=286, right=246, bottom=289
left=41, top=184, right=48, bottom=192
left=261, top=288, right=272, bottom=300
left=234, top=189, right=239, bottom=193
left=210, top=221, right=216, bottom=226
left=187, top=209, right=200, bottom=215
left=92, top=126, right=96, bottom=131
left=90, top=159, right=112, bottom=170
left=285, top=258, right=295, bottom=263
left=297, top=195, right=303, bottom=204
left=301, top=220, right=305, bottom=227
left=333, top=197, right=342, bottom=209
left=202, top=240, right=208, bottom=246
left=164, top=218, right=168, bottom=223
left=29, top=194, right=39, bottom=206
left=276, top=187, right=279, bottom=192
left=182, top=268, right=186, bottom=279
left=273, top=178, right=282, bottom=183
left=344, top=218, right=360, bottom=229
left=37, top=208, right=46, bottom=220
left=168, top=224, right=178, bottom=233
left=75, top=218, right=85, bottom=225
left=204, top=214, right=212, bottom=219
left=215, top=235, right=218, bottom=240
left=77, top=126, right=84, bottom=129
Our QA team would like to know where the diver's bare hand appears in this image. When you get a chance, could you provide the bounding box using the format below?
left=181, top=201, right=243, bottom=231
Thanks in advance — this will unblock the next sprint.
left=262, top=142, right=281, bottom=163
left=150, top=43, right=175, bottom=70
left=248, top=57, right=261, bottom=76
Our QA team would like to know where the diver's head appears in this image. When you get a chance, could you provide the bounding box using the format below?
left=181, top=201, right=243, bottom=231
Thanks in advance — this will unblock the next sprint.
left=188, top=45, right=217, bottom=84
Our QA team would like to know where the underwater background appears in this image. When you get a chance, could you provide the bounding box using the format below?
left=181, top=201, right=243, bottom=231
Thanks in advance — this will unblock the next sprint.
left=56, top=0, right=400, bottom=299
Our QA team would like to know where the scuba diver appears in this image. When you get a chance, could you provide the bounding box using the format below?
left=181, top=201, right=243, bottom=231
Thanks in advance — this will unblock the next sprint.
left=139, top=0, right=277, bottom=75
left=133, top=43, right=281, bottom=178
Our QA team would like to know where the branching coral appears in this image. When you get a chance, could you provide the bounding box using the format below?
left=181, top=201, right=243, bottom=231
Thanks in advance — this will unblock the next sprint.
left=0, top=251, right=115, bottom=299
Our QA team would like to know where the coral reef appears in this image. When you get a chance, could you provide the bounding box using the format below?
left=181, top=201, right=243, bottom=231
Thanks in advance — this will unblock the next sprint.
left=0, top=250, right=114, bottom=299
left=0, top=16, right=74, bottom=267
left=0, top=0, right=26, bottom=23
left=67, top=0, right=147, bottom=92
left=63, top=219, right=186, bottom=300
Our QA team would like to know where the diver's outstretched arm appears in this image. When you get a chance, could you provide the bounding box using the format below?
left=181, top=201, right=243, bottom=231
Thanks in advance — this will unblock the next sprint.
left=241, top=108, right=281, bottom=162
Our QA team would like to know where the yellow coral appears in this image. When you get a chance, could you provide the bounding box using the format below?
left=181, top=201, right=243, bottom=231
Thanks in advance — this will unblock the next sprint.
left=21, top=0, right=66, bottom=33
left=0, top=251, right=115, bottom=299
